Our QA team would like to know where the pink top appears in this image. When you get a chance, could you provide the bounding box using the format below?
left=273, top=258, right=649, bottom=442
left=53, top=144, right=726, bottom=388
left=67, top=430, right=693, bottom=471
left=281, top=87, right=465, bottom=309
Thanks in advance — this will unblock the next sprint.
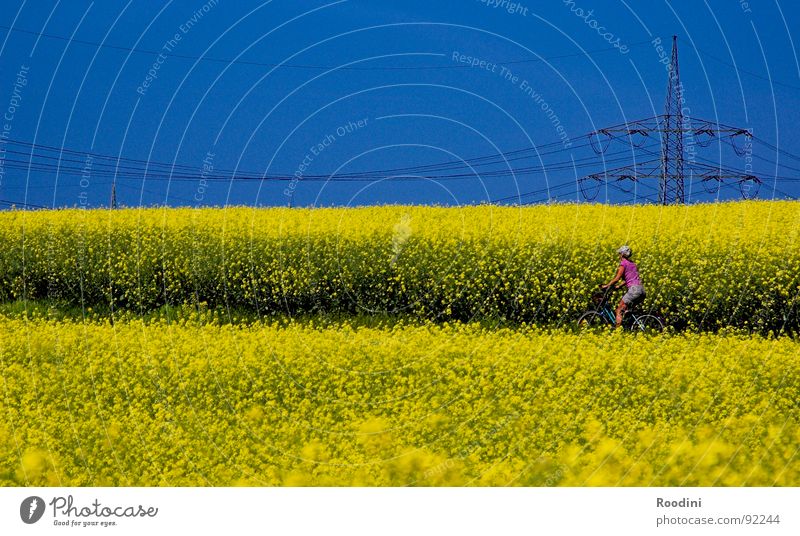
left=620, top=258, right=642, bottom=287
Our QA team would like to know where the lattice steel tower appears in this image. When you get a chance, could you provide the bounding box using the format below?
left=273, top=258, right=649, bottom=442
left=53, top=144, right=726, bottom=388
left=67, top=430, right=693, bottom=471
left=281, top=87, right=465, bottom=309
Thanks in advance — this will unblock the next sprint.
left=661, top=35, right=685, bottom=204
left=579, top=35, right=759, bottom=204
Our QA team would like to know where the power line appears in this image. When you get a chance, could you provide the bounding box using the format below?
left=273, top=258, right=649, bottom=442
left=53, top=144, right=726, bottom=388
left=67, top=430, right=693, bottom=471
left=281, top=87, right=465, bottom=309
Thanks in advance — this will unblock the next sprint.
left=751, top=136, right=800, bottom=164
left=2, top=130, right=647, bottom=181
left=0, top=142, right=657, bottom=183
left=493, top=180, right=578, bottom=204
left=5, top=129, right=783, bottom=208
left=4, top=124, right=793, bottom=206
left=3, top=135, right=592, bottom=180
left=0, top=198, right=48, bottom=209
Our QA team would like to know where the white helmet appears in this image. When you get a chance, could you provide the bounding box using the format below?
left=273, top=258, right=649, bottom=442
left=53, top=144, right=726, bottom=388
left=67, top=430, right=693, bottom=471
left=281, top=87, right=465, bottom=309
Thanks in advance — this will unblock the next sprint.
left=617, top=245, right=632, bottom=258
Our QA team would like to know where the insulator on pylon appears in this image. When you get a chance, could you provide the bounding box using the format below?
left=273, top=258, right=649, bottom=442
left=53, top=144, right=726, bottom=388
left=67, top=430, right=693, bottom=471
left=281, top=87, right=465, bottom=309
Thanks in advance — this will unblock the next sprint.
left=695, top=129, right=716, bottom=148
left=615, top=176, right=637, bottom=194
left=729, top=131, right=752, bottom=157
left=739, top=176, right=760, bottom=199
left=629, top=130, right=650, bottom=148
left=579, top=176, right=602, bottom=201
left=702, top=176, right=721, bottom=194
left=589, top=131, right=612, bottom=154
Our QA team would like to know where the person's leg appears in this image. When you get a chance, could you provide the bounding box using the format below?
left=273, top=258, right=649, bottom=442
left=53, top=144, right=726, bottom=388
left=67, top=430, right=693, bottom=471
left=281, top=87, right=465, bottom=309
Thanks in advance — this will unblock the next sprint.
left=615, top=299, right=627, bottom=328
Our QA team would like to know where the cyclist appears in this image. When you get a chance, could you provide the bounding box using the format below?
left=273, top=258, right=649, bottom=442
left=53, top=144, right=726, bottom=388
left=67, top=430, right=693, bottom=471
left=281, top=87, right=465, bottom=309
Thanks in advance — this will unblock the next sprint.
left=601, top=245, right=645, bottom=329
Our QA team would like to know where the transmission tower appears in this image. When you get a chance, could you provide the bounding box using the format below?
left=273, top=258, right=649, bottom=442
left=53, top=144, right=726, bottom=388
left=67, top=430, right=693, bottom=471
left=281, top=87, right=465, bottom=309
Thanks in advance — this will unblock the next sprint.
left=661, top=35, right=684, bottom=204
left=580, top=35, right=760, bottom=204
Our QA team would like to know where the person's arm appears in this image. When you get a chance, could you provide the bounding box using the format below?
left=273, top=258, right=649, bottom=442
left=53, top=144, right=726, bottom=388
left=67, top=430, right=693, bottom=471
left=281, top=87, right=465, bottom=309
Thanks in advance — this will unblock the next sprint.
left=602, top=265, right=625, bottom=289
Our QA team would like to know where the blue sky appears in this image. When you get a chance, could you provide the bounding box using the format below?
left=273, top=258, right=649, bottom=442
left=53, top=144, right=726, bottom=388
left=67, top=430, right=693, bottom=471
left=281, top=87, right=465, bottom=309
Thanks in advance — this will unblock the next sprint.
left=0, top=0, right=798, bottom=208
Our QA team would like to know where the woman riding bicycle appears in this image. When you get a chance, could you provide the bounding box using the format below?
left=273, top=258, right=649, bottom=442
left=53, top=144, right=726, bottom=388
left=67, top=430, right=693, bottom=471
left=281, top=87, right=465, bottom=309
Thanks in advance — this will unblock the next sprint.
left=601, top=245, right=645, bottom=329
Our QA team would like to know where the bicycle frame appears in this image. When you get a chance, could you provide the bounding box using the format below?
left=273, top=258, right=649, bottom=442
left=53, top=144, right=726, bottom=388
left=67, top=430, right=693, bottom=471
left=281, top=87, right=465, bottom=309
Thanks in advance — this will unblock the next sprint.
left=599, top=304, right=617, bottom=325
left=590, top=289, right=636, bottom=326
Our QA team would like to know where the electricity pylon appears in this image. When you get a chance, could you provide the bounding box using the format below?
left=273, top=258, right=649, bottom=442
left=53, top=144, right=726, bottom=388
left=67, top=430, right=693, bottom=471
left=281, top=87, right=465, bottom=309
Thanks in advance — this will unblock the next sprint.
left=580, top=36, right=759, bottom=204
left=661, top=34, right=685, bottom=204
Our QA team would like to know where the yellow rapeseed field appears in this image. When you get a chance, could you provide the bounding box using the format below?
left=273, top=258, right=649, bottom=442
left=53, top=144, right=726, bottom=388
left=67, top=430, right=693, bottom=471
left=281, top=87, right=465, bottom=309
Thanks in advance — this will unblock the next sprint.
left=1, top=316, right=798, bottom=486
left=0, top=201, right=798, bottom=331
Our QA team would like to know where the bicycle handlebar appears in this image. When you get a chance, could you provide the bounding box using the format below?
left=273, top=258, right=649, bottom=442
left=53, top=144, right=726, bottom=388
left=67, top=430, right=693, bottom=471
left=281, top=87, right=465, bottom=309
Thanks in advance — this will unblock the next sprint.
left=598, top=284, right=616, bottom=291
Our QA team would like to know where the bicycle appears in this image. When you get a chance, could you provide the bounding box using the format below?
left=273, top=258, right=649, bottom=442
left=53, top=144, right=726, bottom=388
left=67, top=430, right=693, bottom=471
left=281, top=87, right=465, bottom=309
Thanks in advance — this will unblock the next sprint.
left=576, top=285, right=664, bottom=333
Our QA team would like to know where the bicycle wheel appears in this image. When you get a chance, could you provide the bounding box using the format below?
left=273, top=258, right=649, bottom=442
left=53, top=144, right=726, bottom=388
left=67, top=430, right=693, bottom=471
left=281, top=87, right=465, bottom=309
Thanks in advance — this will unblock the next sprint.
left=576, top=311, right=611, bottom=332
left=631, top=314, right=664, bottom=334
